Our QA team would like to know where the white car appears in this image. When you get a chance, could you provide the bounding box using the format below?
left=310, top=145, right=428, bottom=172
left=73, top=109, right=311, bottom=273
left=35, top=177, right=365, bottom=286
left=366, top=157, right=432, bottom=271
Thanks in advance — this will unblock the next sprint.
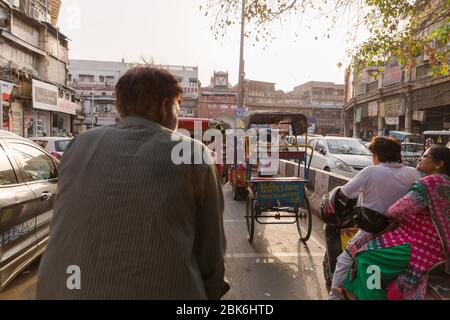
left=307, top=137, right=373, bottom=178
left=30, top=137, right=73, bottom=161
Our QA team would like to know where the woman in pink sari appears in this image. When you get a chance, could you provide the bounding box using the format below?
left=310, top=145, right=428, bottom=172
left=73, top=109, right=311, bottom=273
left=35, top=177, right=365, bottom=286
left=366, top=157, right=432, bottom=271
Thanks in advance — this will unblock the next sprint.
left=345, top=146, right=450, bottom=300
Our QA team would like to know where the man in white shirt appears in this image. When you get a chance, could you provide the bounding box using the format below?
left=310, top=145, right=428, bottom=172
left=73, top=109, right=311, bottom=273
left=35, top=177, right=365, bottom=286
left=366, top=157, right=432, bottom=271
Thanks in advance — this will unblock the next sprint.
left=329, top=136, right=421, bottom=300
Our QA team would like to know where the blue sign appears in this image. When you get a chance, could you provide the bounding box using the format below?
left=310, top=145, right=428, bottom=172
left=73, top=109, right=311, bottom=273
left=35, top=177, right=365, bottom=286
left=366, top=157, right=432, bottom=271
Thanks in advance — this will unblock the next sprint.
left=235, top=106, right=246, bottom=117
left=255, top=181, right=305, bottom=208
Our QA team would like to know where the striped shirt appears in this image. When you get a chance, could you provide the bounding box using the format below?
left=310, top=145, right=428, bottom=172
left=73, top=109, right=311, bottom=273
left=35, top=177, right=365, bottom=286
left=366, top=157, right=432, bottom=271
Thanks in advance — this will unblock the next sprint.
left=36, top=116, right=228, bottom=300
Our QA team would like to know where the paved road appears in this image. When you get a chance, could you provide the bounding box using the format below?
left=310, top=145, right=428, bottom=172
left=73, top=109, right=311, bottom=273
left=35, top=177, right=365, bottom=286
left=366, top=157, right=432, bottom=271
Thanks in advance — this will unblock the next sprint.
left=0, top=259, right=39, bottom=300
left=222, top=185, right=328, bottom=300
left=0, top=185, right=327, bottom=300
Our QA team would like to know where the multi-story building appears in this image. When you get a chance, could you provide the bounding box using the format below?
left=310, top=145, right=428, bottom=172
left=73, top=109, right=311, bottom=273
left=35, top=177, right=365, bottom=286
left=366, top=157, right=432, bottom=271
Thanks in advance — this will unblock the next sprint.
left=158, top=65, right=199, bottom=118
left=68, top=59, right=130, bottom=128
left=241, top=79, right=344, bottom=135
left=68, top=60, right=200, bottom=126
left=0, top=0, right=82, bottom=137
left=292, top=81, right=344, bottom=135
left=198, top=71, right=237, bottom=128
left=344, top=60, right=450, bottom=140
left=244, top=80, right=311, bottom=114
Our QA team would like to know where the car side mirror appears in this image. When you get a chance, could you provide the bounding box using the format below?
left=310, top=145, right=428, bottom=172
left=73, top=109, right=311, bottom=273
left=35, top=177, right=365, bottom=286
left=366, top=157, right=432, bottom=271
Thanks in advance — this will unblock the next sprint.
left=320, top=149, right=327, bottom=155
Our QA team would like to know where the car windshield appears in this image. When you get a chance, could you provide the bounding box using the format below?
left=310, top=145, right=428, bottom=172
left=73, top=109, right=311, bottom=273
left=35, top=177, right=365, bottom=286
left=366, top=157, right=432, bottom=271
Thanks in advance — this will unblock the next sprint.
left=327, top=140, right=371, bottom=155
left=403, top=144, right=423, bottom=153
left=404, top=136, right=422, bottom=144
left=55, top=140, right=72, bottom=152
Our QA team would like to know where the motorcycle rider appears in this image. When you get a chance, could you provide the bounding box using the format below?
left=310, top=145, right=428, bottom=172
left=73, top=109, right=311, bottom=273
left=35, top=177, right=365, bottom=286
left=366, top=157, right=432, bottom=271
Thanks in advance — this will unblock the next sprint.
left=328, top=136, right=421, bottom=300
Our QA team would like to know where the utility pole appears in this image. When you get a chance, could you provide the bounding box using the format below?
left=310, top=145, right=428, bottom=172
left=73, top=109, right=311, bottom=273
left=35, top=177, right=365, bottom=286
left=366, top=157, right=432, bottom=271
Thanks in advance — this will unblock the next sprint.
left=237, top=0, right=246, bottom=110
left=91, top=89, right=95, bottom=129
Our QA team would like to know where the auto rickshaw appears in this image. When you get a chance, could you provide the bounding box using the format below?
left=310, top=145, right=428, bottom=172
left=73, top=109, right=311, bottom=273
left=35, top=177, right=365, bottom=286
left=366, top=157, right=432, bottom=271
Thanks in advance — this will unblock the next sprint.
left=423, top=130, right=450, bottom=150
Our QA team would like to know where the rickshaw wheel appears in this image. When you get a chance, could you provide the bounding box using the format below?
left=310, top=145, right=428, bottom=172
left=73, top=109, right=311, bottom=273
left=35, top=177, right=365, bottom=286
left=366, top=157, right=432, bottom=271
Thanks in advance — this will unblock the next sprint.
left=296, top=197, right=312, bottom=242
left=246, top=195, right=255, bottom=243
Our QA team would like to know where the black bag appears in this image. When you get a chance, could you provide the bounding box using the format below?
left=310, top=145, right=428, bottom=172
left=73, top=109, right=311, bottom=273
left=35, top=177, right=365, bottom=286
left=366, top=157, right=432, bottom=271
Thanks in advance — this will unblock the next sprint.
left=353, top=207, right=392, bottom=234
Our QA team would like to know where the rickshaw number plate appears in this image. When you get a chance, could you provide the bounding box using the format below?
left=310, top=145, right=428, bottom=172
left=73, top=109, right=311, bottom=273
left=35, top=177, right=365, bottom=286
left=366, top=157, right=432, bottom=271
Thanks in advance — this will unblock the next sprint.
left=256, top=181, right=304, bottom=207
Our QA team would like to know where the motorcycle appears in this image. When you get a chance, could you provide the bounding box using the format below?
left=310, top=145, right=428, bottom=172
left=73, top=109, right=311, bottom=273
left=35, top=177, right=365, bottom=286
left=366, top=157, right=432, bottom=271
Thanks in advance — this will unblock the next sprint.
left=321, top=187, right=450, bottom=300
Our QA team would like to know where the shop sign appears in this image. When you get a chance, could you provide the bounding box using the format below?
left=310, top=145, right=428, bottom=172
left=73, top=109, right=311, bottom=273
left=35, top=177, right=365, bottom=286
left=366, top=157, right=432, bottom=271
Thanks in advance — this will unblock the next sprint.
left=385, top=117, right=399, bottom=125
left=11, top=103, right=23, bottom=136
left=368, top=102, right=379, bottom=118
left=0, top=80, right=15, bottom=102
left=57, top=99, right=77, bottom=115
left=355, top=107, right=362, bottom=124
left=413, top=110, right=425, bottom=122
left=384, top=97, right=404, bottom=117
left=32, top=80, right=58, bottom=112
left=96, top=117, right=116, bottom=126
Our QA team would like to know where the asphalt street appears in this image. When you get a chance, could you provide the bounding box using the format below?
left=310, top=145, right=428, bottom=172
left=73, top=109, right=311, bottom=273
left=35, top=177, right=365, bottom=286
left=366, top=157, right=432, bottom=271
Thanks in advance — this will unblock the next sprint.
left=0, top=185, right=327, bottom=300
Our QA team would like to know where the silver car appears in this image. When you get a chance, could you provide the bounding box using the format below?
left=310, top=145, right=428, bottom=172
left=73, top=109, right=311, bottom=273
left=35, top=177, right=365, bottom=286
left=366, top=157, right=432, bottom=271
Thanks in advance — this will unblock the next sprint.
left=307, top=137, right=373, bottom=178
left=0, top=130, right=58, bottom=291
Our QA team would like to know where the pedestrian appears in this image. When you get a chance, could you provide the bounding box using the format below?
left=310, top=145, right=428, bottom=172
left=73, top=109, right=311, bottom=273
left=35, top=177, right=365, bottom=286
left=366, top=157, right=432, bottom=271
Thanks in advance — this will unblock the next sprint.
left=36, top=66, right=229, bottom=300
left=329, top=136, right=422, bottom=300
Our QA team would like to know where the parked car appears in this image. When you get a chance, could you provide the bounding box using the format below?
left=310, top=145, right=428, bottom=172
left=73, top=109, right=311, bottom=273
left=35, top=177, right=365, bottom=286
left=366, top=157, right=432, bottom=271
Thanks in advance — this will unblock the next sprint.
left=30, top=137, right=73, bottom=161
left=307, top=137, right=373, bottom=178
left=387, top=131, right=423, bottom=167
left=0, top=130, right=58, bottom=291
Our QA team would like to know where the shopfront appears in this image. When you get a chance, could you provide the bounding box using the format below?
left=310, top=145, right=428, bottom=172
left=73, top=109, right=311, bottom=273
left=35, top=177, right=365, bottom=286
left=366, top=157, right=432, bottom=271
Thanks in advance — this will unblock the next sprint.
left=355, top=103, right=378, bottom=140
left=0, top=80, right=16, bottom=132
left=411, top=80, right=450, bottom=132
left=380, top=96, right=405, bottom=133
left=31, top=80, right=76, bottom=137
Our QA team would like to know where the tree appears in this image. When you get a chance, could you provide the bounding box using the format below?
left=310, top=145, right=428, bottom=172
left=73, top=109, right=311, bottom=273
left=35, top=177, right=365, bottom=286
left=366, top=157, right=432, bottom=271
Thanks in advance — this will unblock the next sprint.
left=202, top=0, right=450, bottom=77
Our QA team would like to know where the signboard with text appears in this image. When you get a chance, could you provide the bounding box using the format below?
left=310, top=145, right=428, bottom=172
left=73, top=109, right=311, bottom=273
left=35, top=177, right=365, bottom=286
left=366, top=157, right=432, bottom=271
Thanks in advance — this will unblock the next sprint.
left=368, top=102, right=378, bottom=118
left=32, top=79, right=58, bottom=112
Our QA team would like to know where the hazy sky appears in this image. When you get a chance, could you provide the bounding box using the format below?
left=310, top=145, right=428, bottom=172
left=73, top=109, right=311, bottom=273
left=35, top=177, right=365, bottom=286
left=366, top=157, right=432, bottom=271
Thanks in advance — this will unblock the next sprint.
left=58, top=0, right=354, bottom=91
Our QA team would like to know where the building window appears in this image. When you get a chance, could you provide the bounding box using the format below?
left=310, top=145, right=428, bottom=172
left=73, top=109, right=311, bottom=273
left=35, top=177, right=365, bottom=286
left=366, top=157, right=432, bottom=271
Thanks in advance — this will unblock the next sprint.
left=99, top=76, right=105, bottom=83
left=68, top=74, right=72, bottom=82
left=79, top=75, right=95, bottom=82
left=416, top=64, right=431, bottom=79
left=106, top=76, right=115, bottom=83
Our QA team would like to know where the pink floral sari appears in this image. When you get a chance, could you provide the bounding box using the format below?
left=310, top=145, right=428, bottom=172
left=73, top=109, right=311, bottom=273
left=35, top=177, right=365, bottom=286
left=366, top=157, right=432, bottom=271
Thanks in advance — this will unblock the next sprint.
left=347, top=174, right=450, bottom=300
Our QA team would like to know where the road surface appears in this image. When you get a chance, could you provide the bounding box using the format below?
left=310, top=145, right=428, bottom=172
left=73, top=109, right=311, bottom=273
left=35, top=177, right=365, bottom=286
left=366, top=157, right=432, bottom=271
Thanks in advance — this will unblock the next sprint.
left=0, top=185, right=328, bottom=300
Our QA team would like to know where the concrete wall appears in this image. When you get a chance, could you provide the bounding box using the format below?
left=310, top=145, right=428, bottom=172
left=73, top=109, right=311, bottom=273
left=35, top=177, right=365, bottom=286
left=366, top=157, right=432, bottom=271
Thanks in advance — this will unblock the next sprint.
left=279, top=160, right=351, bottom=213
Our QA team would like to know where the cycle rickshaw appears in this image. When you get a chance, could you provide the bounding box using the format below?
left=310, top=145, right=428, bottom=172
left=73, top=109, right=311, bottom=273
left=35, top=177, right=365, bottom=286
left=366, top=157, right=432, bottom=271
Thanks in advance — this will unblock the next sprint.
left=243, top=112, right=314, bottom=243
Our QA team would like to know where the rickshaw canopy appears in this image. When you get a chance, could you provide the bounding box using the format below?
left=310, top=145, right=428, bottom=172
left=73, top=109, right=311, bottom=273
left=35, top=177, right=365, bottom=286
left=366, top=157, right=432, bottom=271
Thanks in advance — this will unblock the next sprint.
left=243, top=112, right=309, bottom=135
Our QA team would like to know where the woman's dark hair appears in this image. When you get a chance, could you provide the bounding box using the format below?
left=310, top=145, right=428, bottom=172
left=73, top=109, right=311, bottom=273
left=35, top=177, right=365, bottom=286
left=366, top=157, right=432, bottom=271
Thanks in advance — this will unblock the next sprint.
left=427, top=146, right=450, bottom=176
left=115, top=67, right=182, bottom=118
left=368, top=136, right=402, bottom=163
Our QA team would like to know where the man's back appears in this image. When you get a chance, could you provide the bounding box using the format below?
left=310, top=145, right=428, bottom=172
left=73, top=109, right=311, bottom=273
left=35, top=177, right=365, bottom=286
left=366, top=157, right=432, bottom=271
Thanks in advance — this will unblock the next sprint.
left=341, top=163, right=421, bottom=213
left=36, top=116, right=227, bottom=300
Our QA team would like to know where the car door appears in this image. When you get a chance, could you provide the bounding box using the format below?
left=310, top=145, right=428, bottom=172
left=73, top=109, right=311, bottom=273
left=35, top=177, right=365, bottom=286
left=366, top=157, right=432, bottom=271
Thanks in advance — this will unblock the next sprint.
left=7, top=142, right=58, bottom=256
left=0, top=142, right=38, bottom=289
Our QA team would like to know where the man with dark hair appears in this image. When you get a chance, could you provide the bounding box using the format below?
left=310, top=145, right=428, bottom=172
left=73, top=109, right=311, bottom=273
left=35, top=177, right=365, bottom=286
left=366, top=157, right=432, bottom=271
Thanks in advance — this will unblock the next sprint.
left=36, top=67, right=229, bottom=300
left=329, top=136, right=421, bottom=300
